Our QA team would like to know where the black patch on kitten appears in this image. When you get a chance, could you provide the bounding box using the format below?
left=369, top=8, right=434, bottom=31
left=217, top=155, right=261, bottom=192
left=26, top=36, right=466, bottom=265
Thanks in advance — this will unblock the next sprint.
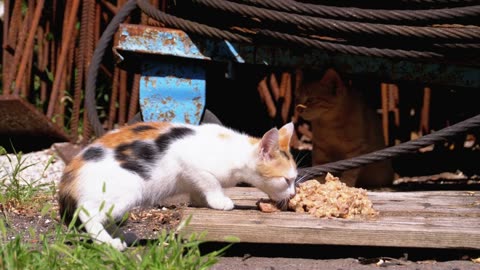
left=155, top=127, right=195, bottom=155
left=120, top=162, right=150, bottom=179
left=131, top=124, right=156, bottom=133
left=82, top=147, right=104, bottom=161
left=131, top=141, right=157, bottom=160
left=115, top=141, right=157, bottom=179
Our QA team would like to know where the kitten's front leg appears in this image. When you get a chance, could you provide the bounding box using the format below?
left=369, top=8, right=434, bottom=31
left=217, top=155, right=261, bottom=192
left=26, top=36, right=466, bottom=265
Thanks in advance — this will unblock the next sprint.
left=204, top=191, right=235, bottom=210
left=190, top=190, right=234, bottom=210
left=187, top=172, right=234, bottom=211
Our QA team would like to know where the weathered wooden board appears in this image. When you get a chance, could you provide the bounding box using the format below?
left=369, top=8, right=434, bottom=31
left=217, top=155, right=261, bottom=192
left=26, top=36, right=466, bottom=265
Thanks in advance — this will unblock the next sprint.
left=180, top=187, right=480, bottom=249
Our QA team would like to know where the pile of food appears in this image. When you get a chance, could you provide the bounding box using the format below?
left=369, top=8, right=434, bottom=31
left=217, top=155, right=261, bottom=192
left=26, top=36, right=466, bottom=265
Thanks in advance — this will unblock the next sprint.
left=258, top=173, right=378, bottom=219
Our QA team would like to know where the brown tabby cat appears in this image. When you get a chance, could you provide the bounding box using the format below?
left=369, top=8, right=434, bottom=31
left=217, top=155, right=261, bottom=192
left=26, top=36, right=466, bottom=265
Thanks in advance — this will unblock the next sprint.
left=295, top=68, right=394, bottom=188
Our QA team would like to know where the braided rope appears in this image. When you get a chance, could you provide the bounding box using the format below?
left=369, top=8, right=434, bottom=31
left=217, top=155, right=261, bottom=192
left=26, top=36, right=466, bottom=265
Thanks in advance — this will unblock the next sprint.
left=234, top=0, right=480, bottom=24
left=193, top=0, right=480, bottom=41
left=257, top=30, right=444, bottom=59
left=137, top=0, right=251, bottom=43
left=296, top=0, right=480, bottom=8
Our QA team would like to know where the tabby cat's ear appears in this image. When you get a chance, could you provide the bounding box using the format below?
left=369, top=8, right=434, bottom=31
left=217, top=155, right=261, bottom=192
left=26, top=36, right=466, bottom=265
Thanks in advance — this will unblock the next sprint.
left=278, top=122, right=294, bottom=149
left=322, top=68, right=347, bottom=96
left=259, top=127, right=279, bottom=160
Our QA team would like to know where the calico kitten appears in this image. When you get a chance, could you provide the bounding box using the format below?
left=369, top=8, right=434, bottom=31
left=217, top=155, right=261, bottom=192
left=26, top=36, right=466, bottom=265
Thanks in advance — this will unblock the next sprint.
left=58, top=122, right=297, bottom=250
left=295, top=68, right=393, bottom=188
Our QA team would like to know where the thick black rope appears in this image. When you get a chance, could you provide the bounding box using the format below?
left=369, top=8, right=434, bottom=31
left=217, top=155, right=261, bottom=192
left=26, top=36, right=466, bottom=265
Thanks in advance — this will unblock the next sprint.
left=257, top=30, right=444, bottom=59
left=192, top=0, right=480, bottom=42
left=296, top=0, right=480, bottom=8
left=137, top=0, right=251, bottom=43
left=297, top=113, right=480, bottom=182
left=233, top=0, right=480, bottom=24
left=136, top=1, right=476, bottom=59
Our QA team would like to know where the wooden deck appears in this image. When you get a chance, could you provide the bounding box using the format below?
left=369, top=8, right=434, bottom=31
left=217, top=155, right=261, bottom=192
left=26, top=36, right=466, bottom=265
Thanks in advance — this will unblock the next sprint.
left=180, top=187, right=480, bottom=249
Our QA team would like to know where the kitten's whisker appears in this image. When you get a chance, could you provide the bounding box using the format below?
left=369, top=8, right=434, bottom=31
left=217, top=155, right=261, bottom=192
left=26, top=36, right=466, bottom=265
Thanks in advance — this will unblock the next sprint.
left=295, top=173, right=311, bottom=184
left=295, top=153, right=309, bottom=167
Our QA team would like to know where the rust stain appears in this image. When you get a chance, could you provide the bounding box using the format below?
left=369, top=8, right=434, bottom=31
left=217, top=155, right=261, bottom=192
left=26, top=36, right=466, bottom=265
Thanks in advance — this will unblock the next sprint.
left=192, top=96, right=203, bottom=119
left=142, top=76, right=156, bottom=88
left=163, top=37, right=175, bottom=46
left=184, top=112, right=191, bottom=124
left=158, top=110, right=176, bottom=122
left=161, top=96, right=173, bottom=105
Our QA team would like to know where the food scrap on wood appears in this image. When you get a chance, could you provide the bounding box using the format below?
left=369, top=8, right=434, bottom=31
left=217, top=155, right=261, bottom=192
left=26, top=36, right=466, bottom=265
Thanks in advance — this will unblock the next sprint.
left=258, top=173, right=378, bottom=219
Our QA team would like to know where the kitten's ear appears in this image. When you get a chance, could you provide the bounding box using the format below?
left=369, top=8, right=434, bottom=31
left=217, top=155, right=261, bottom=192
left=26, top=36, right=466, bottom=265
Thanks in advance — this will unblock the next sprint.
left=259, top=127, right=279, bottom=160
left=278, top=122, right=294, bottom=150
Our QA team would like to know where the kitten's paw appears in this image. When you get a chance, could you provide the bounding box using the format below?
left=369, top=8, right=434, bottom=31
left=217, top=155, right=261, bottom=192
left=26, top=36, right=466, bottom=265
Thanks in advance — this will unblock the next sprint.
left=207, top=195, right=235, bottom=211
left=110, top=238, right=128, bottom=251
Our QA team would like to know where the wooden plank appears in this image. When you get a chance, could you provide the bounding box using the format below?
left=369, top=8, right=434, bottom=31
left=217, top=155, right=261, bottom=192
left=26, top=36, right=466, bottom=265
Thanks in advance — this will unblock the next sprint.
left=180, top=187, right=480, bottom=249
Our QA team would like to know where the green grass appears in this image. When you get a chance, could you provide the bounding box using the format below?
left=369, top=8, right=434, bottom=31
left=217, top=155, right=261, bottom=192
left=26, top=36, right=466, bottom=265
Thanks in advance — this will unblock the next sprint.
left=0, top=217, right=231, bottom=270
left=0, top=145, right=235, bottom=269
left=0, top=223, right=231, bottom=269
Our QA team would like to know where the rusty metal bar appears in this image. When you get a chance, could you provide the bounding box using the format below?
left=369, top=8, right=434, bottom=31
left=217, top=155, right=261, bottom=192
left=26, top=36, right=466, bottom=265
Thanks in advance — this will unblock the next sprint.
left=47, top=0, right=81, bottom=118
left=5, top=4, right=30, bottom=95
left=82, top=100, right=92, bottom=144
left=381, top=83, right=389, bottom=146
left=118, top=69, right=128, bottom=126
left=6, top=0, right=22, bottom=50
left=108, top=68, right=120, bottom=130
left=128, top=74, right=141, bottom=121
left=420, top=87, right=431, bottom=135
left=94, top=1, right=101, bottom=47
left=72, top=0, right=89, bottom=141
left=2, top=0, right=11, bottom=93
left=40, top=22, right=50, bottom=104
left=22, top=48, right=32, bottom=97
left=13, top=0, right=45, bottom=95
left=37, top=25, right=45, bottom=101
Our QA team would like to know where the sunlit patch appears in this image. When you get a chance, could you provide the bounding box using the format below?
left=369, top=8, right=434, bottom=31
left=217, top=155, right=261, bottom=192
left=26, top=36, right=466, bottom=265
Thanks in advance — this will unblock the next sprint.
left=218, top=133, right=231, bottom=140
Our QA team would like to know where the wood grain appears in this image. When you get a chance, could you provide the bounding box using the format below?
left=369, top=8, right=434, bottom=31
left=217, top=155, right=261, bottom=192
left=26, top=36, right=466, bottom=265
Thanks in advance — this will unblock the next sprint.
left=180, top=187, right=480, bottom=249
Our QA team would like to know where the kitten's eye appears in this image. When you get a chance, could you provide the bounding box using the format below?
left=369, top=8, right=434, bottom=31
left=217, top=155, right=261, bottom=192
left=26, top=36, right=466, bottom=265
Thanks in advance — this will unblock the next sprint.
left=284, top=177, right=290, bottom=185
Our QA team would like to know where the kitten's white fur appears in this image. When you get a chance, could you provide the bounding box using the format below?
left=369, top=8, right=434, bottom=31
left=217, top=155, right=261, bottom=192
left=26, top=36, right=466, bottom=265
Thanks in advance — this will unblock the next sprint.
left=65, top=122, right=297, bottom=250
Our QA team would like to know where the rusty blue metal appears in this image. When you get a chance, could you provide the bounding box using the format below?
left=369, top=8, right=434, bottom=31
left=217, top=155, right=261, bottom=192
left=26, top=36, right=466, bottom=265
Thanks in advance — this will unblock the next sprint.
left=116, top=24, right=209, bottom=61
left=140, top=60, right=206, bottom=124
left=115, top=24, right=480, bottom=88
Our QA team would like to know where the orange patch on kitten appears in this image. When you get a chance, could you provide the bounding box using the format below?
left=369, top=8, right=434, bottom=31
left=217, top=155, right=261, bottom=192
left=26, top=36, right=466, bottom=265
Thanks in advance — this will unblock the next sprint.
left=98, top=122, right=170, bottom=148
left=257, top=151, right=294, bottom=180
